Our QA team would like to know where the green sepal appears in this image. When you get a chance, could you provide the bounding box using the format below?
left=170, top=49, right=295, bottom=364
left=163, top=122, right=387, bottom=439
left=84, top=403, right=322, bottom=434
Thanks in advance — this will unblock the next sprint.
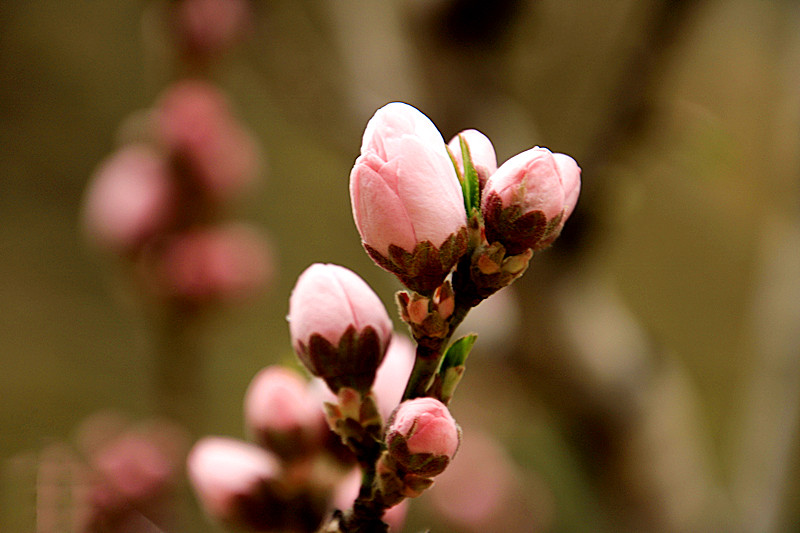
left=436, top=334, right=477, bottom=403
left=441, top=334, right=477, bottom=370
left=459, top=135, right=481, bottom=215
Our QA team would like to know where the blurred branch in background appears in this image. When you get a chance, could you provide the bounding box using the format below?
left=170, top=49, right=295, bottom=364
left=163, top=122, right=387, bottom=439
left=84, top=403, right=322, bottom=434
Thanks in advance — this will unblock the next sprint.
left=732, top=213, right=800, bottom=531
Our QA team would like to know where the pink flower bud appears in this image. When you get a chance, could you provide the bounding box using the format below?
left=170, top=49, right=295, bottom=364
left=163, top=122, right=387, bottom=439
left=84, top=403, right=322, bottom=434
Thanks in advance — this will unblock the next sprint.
left=447, top=129, right=498, bottom=188
left=386, top=398, right=461, bottom=477
left=174, top=0, right=251, bottom=58
left=83, top=144, right=174, bottom=254
left=76, top=413, right=189, bottom=521
left=244, top=366, right=327, bottom=460
left=481, top=147, right=581, bottom=254
left=289, top=263, right=392, bottom=393
left=157, top=80, right=260, bottom=201
left=189, top=437, right=329, bottom=531
left=350, top=102, right=468, bottom=294
left=156, top=223, right=273, bottom=303
left=372, top=335, right=416, bottom=421
left=187, top=437, right=280, bottom=527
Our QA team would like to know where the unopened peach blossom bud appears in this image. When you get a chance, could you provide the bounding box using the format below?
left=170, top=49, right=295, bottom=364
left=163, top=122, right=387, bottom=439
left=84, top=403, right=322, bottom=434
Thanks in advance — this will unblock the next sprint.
left=447, top=129, right=497, bottom=189
left=157, top=223, right=272, bottom=303
left=289, top=263, right=392, bottom=394
left=350, top=102, right=468, bottom=295
left=481, top=147, right=581, bottom=254
left=386, top=398, right=461, bottom=477
left=244, top=366, right=327, bottom=460
left=83, top=144, right=174, bottom=255
left=188, top=437, right=291, bottom=531
left=174, top=0, right=251, bottom=58
left=157, top=80, right=260, bottom=201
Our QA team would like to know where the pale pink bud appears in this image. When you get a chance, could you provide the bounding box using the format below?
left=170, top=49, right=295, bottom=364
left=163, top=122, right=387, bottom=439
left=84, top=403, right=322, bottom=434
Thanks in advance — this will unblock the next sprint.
left=554, top=152, right=581, bottom=222
left=158, top=80, right=260, bottom=201
left=386, top=398, right=461, bottom=476
left=83, top=144, right=174, bottom=254
left=157, top=223, right=272, bottom=302
left=289, top=263, right=392, bottom=393
left=244, top=366, right=327, bottom=459
left=372, top=335, right=416, bottom=420
left=350, top=102, right=468, bottom=294
left=187, top=437, right=281, bottom=527
left=481, top=147, right=581, bottom=254
left=447, top=129, right=498, bottom=187
left=175, top=0, right=251, bottom=57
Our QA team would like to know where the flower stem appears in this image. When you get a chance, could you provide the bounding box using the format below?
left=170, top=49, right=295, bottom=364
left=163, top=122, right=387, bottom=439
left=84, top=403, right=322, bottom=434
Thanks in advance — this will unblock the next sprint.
left=402, top=300, right=471, bottom=401
left=154, top=303, right=205, bottom=435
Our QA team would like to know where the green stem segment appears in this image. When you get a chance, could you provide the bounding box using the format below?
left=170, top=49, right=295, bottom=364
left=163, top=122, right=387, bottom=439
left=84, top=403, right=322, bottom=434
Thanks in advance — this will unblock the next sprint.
left=402, top=297, right=472, bottom=401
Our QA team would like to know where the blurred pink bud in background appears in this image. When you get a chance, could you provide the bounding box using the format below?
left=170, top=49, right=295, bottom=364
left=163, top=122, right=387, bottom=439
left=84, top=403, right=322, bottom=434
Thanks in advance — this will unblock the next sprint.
left=447, top=129, right=498, bottom=187
left=350, top=102, right=466, bottom=257
left=174, top=0, right=252, bottom=58
left=74, top=412, right=189, bottom=524
left=157, top=80, right=260, bottom=201
left=332, top=467, right=408, bottom=532
left=244, top=365, right=327, bottom=459
left=90, top=432, right=176, bottom=507
left=187, top=436, right=281, bottom=525
left=83, top=144, right=174, bottom=254
left=388, top=398, right=460, bottom=460
left=289, top=263, right=392, bottom=391
left=430, top=430, right=552, bottom=532
left=157, top=223, right=272, bottom=302
left=482, top=147, right=581, bottom=254
left=372, top=335, right=416, bottom=420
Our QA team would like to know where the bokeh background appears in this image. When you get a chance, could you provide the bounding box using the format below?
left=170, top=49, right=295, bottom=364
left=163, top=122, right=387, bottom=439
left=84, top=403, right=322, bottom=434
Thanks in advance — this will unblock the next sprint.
left=2, top=1, right=800, bottom=531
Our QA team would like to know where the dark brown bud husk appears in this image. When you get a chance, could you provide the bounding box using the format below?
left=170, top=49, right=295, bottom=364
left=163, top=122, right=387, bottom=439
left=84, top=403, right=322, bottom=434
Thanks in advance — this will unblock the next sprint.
left=364, top=228, right=468, bottom=296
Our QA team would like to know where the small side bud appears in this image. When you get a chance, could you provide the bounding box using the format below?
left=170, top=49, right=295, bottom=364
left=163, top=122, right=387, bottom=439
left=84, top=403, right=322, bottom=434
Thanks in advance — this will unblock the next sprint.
left=396, top=280, right=456, bottom=340
left=447, top=129, right=498, bottom=192
left=244, top=366, right=327, bottom=461
left=385, top=398, right=461, bottom=478
left=481, top=147, right=581, bottom=254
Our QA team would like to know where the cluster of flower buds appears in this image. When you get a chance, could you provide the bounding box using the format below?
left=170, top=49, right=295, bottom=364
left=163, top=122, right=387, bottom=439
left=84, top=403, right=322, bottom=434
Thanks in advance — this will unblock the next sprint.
left=188, top=354, right=421, bottom=533
left=27, top=412, right=189, bottom=532
left=189, top=365, right=348, bottom=532
left=82, top=78, right=271, bottom=306
left=187, top=100, right=580, bottom=531
left=349, top=102, right=581, bottom=402
left=350, top=102, right=581, bottom=306
left=285, top=263, right=463, bottom=528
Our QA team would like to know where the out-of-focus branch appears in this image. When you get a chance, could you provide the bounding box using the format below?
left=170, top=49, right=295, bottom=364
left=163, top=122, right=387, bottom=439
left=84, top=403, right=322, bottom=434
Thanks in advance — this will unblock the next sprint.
left=511, top=265, right=728, bottom=532
left=730, top=213, right=800, bottom=531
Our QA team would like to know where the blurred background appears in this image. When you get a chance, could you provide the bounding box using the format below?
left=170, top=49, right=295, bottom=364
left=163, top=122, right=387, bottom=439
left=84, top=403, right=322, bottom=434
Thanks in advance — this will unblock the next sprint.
left=2, top=0, right=800, bottom=531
